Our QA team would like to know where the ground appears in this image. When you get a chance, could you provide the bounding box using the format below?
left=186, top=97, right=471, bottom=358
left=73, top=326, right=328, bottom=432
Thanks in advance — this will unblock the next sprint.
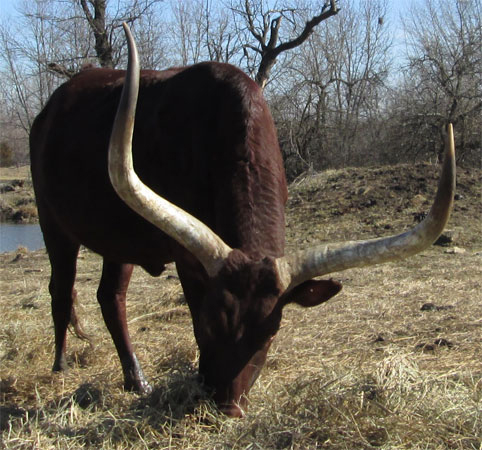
left=0, top=162, right=481, bottom=449
left=0, top=166, right=37, bottom=222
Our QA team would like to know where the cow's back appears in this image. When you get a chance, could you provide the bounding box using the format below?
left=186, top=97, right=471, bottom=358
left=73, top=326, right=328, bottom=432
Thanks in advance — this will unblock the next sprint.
left=30, top=63, right=287, bottom=273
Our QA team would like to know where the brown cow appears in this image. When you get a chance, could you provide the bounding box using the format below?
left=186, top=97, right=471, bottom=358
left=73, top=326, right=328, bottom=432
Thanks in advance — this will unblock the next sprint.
left=30, top=24, right=455, bottom=417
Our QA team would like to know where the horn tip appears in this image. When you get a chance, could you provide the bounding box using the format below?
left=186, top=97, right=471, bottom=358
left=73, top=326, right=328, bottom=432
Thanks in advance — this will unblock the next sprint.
left=445, top=123, right=455, bottom=160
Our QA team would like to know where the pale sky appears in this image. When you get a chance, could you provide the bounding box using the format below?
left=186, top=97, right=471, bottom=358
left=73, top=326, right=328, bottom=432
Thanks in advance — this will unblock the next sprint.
left=0, top=0, right=413, bottom=59
left=1, top=0, right=413, bottom=25
left=1, top=0, right=18, bottom=18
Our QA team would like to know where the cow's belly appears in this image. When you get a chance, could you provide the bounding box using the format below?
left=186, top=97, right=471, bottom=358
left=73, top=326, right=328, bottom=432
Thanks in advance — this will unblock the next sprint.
left=40, top=181, right=177, bottom=276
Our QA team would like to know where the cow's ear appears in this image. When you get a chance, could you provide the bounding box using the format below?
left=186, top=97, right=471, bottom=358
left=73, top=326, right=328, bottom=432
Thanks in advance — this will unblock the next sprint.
left=282, top=279, right=342, bottom=308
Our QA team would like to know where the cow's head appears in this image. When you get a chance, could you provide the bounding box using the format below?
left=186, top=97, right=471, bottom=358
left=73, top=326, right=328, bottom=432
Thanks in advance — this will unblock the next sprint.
left=108, top=24, right=455, bottom=417
left=189, top=250, right=341, bottom=416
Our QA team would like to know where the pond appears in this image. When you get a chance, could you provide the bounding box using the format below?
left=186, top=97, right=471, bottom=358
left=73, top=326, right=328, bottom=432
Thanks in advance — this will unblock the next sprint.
left=0, top=223, right=45, bottom=253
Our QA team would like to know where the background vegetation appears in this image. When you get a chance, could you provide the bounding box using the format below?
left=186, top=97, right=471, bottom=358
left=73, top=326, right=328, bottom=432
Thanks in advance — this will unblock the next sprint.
left=0, top=0, right=480, bottom=175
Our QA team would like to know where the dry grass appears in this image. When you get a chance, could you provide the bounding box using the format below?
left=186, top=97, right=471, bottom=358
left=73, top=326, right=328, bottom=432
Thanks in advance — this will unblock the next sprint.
left=0, top=166, right=37, bottom=222
left=0, top=166, right=31, bottom=182
left=1, top=163, right=481, bottom=449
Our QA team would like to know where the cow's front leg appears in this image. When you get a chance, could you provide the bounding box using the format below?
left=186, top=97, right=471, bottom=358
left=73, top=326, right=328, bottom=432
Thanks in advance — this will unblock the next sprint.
left=97, top=261, right=152, bottom=394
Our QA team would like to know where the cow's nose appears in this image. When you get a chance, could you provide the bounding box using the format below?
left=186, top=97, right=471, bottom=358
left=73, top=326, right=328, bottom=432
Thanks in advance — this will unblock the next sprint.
left=219, top=403, right=245, bottom=418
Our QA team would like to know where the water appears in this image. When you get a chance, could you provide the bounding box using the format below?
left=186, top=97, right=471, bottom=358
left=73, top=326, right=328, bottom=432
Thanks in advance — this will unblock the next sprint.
left=0, top=223, right=45, bottom=253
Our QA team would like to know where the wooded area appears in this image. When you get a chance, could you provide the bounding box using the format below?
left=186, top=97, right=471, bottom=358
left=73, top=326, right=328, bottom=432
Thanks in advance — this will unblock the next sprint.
left=0, top=0, right=480, bottom=177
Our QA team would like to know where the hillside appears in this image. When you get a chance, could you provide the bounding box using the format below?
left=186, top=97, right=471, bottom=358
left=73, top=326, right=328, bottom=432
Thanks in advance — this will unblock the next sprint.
left=286, top=163, right=481, bottom=250
left=1, top=162, right=481, bottom=236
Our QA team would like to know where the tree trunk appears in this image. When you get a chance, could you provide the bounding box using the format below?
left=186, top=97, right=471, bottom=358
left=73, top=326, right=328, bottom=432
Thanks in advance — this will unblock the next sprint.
left=80, top=0, right=114, bottom=68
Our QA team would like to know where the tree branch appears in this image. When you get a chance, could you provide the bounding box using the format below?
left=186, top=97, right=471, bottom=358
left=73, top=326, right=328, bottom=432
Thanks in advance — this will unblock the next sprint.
left=255, top=0, right=340, bottom=89
left=47, top=62, right=76, bottom=79
left=244, top=0, right=266, bottom=48
left=79, top=0, right=96, bottom=30
left=276, top=0, right=339, bottom=55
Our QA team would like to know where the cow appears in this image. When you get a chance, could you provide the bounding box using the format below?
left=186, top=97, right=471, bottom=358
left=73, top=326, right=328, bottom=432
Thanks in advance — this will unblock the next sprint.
left=30, top=23, right=455, bottom=418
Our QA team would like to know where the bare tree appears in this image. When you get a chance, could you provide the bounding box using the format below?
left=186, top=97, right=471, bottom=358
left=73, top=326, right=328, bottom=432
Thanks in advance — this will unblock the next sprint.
left=204, top=1, right=241, bottom=63
left=231, top=0, right=340, bottom=88
left=169, top=0, right=208, bottom=65
left=166, top=0, right=240, bottom=66
left=0, top=0, right=64, bottom=131
left=78, top=0, right=114, bottom=67
left=133, top=4, right=168, bottom=69
left=0, top=0, right=163, bottom=164
left=72, top=0, right=164, bottom=69
left=271, top=0, right=392, bottom=173
left=398, top=0, right=482, bottom=162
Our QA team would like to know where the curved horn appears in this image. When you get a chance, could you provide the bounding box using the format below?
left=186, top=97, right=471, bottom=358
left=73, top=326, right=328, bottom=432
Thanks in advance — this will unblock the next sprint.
left=277, top=124, right=456, bottom=292
left=108, top=23, right=232, bottom=276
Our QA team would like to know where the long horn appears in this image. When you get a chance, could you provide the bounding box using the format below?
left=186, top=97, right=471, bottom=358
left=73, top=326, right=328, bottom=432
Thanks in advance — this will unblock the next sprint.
left=108, top=23, right=232, bottom=276
left=277, top=124, right=456, bottom=292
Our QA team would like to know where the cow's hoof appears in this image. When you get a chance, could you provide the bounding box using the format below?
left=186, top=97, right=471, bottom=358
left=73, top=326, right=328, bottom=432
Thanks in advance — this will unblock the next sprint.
left=124, top=376, right=153, bottom=394
left=122, top=353, right=152, bottom=394
left=52, top=356, right=68, bottom=372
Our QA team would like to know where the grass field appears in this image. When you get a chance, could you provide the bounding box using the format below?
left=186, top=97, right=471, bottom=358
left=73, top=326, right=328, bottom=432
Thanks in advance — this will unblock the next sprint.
left=1, top=162, right=481, bottom=449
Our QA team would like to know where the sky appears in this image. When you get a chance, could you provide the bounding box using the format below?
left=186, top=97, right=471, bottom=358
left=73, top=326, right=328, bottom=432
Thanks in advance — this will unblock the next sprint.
left=1, top=0, right=17, bottom=18
left=1, top=0, right=413, bottom=25
left=0, top=0, right=413, bottom=61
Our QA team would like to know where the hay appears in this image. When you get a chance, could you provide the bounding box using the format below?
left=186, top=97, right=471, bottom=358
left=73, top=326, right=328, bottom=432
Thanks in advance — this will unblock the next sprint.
left=1, top=164, right=481, bottom=448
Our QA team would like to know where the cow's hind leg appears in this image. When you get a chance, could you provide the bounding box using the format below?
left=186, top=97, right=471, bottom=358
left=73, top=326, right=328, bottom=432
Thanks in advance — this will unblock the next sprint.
left=45, top=234, right=82, bottom=372
left=97, top=261, right=152, bottom=394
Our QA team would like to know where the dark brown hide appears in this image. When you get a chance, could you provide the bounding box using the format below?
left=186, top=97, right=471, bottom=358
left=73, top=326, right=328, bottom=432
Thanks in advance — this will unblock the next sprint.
left=31, top=64, right=287, bottom=271
left=30, top=63, right=341, bottom=417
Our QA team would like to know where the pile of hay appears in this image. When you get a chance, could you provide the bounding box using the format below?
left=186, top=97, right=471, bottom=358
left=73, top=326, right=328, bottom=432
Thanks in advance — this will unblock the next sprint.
left=1, top=163, right=481, bottom=449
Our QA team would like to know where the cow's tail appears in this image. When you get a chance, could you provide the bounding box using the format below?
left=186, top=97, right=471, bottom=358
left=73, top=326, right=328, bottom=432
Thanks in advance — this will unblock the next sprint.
left=69, top=297, right=92, bottom=344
